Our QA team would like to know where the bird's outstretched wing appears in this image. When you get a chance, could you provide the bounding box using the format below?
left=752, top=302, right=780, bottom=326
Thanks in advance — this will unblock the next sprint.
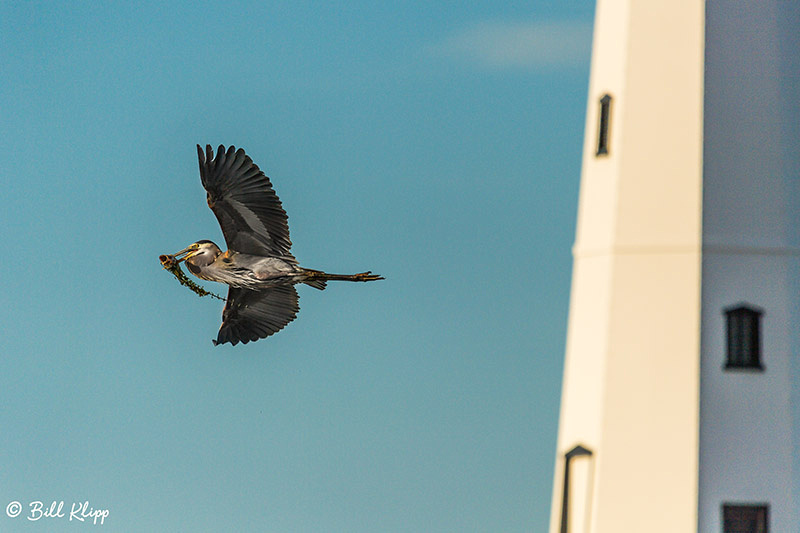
left=197, top=144, right=295, bottom=261
left=214, top=286, right=300, bottom=346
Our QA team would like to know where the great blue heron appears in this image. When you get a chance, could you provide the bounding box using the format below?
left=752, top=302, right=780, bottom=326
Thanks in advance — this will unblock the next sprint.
left=165, top=144, right=383, bottom=346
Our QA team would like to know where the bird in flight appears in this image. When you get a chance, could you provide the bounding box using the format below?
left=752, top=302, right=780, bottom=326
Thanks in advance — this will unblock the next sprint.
left=164, top=144, right=383, bottom=346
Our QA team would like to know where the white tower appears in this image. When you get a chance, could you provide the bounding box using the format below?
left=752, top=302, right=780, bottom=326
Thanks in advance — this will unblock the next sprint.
left=550, top=1, right=800, bottom=532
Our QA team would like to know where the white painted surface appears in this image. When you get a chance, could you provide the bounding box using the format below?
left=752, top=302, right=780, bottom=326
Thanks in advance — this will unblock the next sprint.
left=700, top=1, right=800, bottom=530
left=551, top=0, right=704, bottom=531
left=552, top=0, right=800, bottom=531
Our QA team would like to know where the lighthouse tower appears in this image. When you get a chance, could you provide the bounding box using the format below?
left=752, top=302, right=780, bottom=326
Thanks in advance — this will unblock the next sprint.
left=550, top=1, right=800, bottom=532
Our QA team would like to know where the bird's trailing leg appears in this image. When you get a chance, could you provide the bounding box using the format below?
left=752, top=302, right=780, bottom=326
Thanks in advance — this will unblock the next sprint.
left=302, top=269, right=384, bottom=290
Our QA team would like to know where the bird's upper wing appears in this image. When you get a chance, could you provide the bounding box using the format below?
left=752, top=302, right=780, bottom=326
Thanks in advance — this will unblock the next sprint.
left=213, top=286, right=300, bottom=346
left=197, top=144, right=295, bottom=261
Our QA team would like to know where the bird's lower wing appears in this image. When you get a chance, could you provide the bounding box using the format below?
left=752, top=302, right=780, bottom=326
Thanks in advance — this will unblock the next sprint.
left=214, top=286, right=299, bottom=346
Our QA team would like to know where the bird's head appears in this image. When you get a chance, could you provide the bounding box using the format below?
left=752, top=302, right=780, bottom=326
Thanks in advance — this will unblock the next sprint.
left=172, top=240, right=222, bottom=267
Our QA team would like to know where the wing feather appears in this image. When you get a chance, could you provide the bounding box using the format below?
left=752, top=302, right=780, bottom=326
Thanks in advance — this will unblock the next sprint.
left=197, top=144, right=295, bottom=260
left=214, top=286, right=300, bottom=346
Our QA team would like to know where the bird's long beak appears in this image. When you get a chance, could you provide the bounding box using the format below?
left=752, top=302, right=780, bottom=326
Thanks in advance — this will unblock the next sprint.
left=171, top=246, right=194, bottom=263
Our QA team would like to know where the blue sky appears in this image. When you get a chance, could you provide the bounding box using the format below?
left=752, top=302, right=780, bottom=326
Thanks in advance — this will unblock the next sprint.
left=0, top=1, right=593, bottom=531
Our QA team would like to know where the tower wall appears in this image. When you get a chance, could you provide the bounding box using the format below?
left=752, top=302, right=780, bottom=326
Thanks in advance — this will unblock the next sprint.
left=550, top=1, right=705, bottom=531
left=552, top=1, right=800, bottom=531
left=699, top=2, right=800, bottom=530
left=552, top=1, right=800, bottom=529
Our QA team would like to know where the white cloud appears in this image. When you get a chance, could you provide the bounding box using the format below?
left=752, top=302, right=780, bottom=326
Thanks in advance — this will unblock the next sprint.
left=430, top=20, right=592, bottom=70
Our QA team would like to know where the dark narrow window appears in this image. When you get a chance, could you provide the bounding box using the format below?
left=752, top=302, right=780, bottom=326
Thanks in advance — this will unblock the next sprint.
left=559, top=444, right=593, bottom=533
left=596, top=94, right=612, bottom=156
left=723, top=504, right=768, bottom=533
left=724, top=304, right=764, bottom=370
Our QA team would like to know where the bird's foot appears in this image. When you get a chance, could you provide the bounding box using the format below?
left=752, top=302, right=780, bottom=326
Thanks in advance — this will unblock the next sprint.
left=353, top=271, right=385, bottom=282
